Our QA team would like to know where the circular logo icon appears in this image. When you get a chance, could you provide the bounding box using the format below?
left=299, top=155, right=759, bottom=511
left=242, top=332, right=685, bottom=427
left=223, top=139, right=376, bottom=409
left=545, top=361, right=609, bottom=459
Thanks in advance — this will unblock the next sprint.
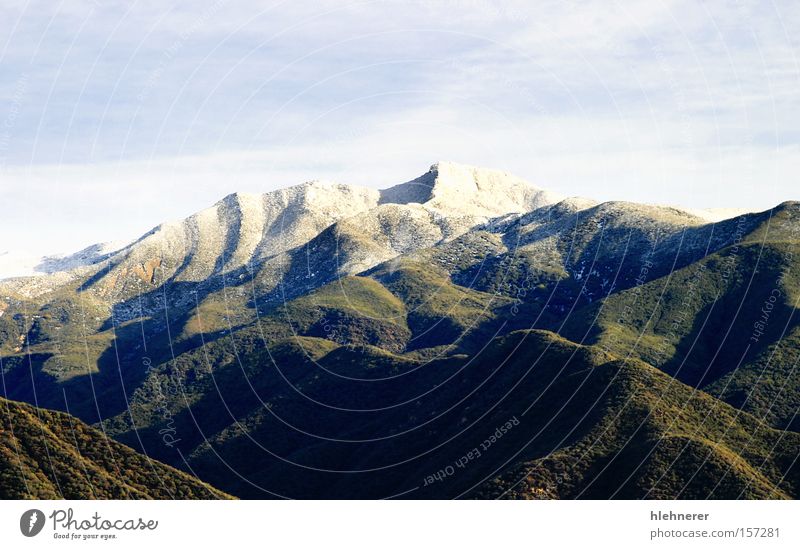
left=20, top=509, right=45, bottom=537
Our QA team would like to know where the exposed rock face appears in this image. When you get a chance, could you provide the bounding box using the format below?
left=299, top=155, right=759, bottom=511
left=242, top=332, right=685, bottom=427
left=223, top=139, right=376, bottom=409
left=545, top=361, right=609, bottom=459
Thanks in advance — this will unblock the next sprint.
left=133, top=258, right=161, bottom=285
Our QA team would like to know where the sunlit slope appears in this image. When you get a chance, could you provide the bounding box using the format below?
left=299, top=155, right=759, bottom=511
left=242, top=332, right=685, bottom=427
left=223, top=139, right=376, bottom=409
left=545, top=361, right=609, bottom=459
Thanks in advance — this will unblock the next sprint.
left=0, top=397, right=232, bottom=499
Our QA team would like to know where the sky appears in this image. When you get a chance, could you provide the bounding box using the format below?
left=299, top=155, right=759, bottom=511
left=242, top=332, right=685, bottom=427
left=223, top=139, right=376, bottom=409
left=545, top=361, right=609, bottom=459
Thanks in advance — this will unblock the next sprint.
left=0, top=0, right=799, bottom=262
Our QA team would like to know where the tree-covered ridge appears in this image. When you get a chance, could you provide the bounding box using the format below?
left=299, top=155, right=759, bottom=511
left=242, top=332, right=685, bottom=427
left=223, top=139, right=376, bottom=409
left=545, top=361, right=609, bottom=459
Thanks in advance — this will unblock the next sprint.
left=0, top=397, right=233, bottom=499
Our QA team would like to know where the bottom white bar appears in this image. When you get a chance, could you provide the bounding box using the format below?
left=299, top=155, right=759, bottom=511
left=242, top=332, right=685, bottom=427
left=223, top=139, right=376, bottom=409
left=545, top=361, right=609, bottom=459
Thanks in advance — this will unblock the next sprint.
left=2, top=500, right=798, bottom=548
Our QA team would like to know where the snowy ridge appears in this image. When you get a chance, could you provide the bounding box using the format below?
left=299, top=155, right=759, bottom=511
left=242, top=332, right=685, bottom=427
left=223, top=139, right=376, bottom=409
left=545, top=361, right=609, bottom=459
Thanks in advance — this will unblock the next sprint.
left=1, top=161, right=764, bottom=304
left=0, top=162, right=564, bottom=296
left=0, top=241, right=129, bottom=280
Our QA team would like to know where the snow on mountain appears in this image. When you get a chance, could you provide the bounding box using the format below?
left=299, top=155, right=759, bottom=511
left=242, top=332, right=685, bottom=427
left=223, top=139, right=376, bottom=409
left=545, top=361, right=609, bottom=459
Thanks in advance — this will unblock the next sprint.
left=381, top=161, right=562, bottom=216
left=0, top=162, right=565, bottom=298
left=107, top=181, right=380, bottom=287
left=0, top=241, right=129, bottom=280
left=6, top=161, right=755, bottom=306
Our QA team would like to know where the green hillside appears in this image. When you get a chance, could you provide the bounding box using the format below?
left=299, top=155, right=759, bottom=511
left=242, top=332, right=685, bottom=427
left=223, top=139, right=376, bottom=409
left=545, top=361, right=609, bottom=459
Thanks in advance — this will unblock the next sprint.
left=0, top=397, right=232, bottom=499
left=96, top=324, right=800, bottom=499
left=472, top=333, right=800, bottom=499
left=559, top=240, right=800, bottom=431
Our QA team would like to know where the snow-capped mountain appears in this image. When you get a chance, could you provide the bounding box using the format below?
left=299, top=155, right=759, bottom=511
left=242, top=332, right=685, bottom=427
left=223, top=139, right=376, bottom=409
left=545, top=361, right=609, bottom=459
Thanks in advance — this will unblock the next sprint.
left=1, top=160, right=798, bottom=500
left=0, top=162, right=564, bottom=295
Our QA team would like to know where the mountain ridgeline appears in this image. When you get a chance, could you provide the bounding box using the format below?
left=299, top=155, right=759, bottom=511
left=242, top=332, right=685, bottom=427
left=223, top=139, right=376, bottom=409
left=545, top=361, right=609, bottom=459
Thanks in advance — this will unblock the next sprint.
left=1, top=161, right=798, bottom=499
left=0, top=397, right=232, bottom=499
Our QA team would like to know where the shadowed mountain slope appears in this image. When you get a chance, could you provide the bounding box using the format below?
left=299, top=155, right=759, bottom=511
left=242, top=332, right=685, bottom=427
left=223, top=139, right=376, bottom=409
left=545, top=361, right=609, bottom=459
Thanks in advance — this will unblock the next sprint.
left=98, top=329, right=800, bottom=499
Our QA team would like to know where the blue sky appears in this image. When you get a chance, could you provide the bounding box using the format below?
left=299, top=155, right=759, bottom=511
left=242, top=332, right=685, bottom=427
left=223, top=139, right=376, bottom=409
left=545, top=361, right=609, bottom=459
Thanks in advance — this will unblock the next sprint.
left=1, top=0, right=799, bottom=259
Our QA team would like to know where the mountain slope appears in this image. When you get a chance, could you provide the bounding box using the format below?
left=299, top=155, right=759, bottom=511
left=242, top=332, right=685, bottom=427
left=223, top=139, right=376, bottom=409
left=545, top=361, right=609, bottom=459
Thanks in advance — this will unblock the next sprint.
left=0, top=161, right=562, bottom=421
left=1, top=162, right=797, bottom=500
left=557, top=203, right=800, bottom=431
left=100, top=327, right=800, bottom=499
left=0, top=397, right=232, bottom=499
left=472, top=333, right=800, bottom=499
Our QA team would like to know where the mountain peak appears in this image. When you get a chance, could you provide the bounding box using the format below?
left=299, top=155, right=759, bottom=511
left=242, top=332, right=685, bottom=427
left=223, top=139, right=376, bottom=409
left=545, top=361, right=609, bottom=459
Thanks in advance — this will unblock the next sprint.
left=380, top=160, right=563, bottom=217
